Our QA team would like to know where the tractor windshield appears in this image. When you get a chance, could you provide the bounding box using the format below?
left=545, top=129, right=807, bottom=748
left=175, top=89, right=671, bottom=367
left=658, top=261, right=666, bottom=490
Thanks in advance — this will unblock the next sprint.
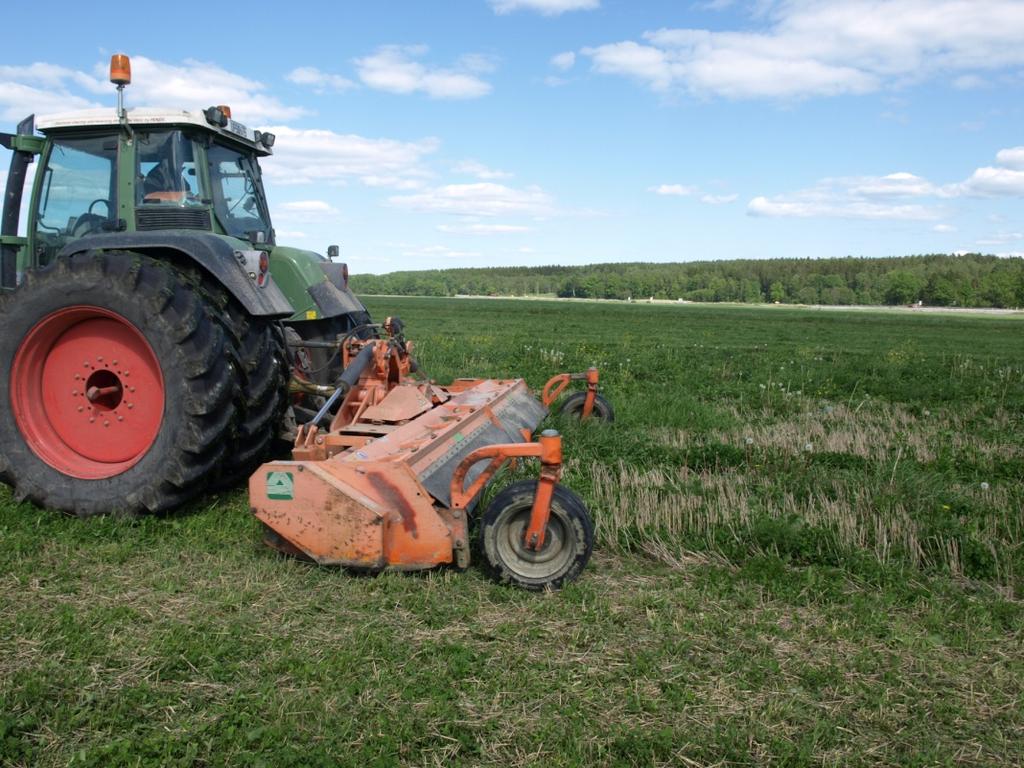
left=207, top=143, right=273, bottom=243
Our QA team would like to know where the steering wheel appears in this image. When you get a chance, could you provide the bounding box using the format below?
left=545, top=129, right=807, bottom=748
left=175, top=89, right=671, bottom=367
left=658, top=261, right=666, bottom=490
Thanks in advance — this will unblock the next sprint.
left=88, top=198, right=110, bottom=216
left=71, top=199, right=112, bottom=237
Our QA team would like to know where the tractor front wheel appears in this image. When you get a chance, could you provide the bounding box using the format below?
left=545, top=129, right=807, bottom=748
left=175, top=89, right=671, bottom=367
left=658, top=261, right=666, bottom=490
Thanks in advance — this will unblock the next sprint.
left=0, top=252, right=239, bottom=516
left=478, top=479, right=594, bottom=590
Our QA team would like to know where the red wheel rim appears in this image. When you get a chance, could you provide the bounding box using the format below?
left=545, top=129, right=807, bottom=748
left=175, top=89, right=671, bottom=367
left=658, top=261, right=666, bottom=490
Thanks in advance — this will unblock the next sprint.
left=10, top=306, right=165, bottom=480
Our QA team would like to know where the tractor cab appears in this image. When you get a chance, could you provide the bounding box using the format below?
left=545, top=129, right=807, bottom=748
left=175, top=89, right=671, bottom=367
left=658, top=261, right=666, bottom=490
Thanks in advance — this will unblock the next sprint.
left=19, top=108, right=277, bottom=270
left=2, top=54, right=368, bottom=334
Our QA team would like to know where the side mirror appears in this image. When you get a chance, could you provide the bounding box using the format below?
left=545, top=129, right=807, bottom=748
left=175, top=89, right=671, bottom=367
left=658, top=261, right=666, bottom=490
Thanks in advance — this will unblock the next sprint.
left=327, top=245, right=339, bottom=260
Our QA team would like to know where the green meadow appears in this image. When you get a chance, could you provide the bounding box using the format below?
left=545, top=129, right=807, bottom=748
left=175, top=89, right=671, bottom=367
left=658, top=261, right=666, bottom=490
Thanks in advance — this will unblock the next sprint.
left=2, top=297, right=1021, bottom=766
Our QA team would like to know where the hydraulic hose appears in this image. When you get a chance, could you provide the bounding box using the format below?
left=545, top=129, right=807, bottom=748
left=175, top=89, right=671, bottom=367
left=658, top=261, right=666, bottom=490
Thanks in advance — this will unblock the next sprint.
left=308, top=342, right=377, bottom=426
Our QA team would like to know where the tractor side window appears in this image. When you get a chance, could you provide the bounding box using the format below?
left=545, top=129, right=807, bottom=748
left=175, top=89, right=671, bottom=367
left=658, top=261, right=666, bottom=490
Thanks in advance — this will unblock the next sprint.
left=34, top=136, right=116, bottom=265
left=136, top=131, right=201, bottom=206
left=208, top=144, right=271, bottom=242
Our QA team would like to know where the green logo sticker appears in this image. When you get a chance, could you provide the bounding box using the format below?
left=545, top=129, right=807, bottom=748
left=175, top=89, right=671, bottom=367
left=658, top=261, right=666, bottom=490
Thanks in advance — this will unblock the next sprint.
left=267, top=471, right=294, bottom=500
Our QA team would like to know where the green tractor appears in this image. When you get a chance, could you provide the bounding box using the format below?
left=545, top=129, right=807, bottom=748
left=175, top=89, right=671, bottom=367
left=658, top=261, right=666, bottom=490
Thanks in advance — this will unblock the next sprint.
left=0, top=55, right=371, bottom=516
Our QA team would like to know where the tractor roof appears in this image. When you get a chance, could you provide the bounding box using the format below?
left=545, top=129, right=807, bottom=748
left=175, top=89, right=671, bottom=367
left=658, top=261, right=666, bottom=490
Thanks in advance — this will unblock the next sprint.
left=35, top=107, right=272, bottom=156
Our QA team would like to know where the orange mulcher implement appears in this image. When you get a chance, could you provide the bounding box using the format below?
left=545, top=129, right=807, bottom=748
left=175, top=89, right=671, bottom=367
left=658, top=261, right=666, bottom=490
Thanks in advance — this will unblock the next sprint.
left=249, top=329, right=603, bottom=588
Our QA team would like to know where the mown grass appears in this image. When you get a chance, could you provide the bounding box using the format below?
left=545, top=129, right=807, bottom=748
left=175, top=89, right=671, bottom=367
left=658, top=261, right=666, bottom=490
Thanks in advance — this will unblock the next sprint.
left=1, top=298, right=1022, bottom=766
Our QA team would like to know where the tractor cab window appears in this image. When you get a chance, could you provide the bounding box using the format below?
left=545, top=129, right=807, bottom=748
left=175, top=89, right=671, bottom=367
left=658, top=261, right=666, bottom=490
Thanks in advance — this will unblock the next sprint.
left=136, top=131, right=202, bottom=206
left=33, top=135, right=117, bottom=265
left=207, top=143, right=272, bottom=243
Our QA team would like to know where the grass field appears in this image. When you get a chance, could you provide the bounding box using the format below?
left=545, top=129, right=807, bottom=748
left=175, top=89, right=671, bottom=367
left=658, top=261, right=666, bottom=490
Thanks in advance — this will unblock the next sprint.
left=1, top=298, right=1022, bottom=767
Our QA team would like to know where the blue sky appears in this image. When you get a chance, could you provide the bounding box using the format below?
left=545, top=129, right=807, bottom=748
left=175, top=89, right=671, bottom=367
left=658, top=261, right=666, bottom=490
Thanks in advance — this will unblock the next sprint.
left=3, top=0, right=1024, bottom=273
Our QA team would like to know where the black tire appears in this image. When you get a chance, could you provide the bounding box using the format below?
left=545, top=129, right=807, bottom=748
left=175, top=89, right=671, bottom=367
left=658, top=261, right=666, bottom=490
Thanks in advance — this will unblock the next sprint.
left=0, top=251, right=238, bottom=516
left=197, top=283, right=289, bottom=487
left=559, top=391, right=615, bottom=423
left=478, top=479, right=594, bottom=590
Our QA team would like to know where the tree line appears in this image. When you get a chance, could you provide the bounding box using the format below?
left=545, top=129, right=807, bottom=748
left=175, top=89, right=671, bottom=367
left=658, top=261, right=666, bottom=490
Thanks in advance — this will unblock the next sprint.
left=349, top=254, right=1024, bottom=308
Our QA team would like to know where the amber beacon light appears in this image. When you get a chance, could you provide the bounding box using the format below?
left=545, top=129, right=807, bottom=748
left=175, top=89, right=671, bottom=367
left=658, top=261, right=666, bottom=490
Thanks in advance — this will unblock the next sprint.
left=109, top=54, right=132, bottom=86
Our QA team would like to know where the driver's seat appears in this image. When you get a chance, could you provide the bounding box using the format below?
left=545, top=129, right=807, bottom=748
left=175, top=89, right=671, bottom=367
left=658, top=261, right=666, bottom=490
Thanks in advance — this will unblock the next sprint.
left=143, top=160, right=187, bottom=203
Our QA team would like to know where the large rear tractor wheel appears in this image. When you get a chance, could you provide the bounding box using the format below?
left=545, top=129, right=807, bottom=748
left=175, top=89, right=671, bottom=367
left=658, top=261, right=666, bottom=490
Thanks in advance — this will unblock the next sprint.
left=194, top=280, right=289, bottom=487
left=478, top=479, right=594, bottom=590
left=0, top=252, right=240, bottom=516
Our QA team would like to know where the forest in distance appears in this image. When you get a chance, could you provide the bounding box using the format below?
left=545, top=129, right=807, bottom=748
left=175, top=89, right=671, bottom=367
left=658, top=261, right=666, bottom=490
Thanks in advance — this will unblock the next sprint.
left=350, top=253, right=1024, bottom=308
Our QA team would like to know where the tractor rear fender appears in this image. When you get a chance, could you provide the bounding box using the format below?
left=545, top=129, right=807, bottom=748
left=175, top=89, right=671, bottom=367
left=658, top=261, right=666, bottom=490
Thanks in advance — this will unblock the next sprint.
left=57, top=232, right=294, bottom=318
left=267, top=244, right=368, bottom=323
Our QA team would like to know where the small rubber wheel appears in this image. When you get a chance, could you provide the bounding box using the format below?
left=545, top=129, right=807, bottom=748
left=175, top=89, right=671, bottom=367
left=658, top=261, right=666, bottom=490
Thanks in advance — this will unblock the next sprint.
left=478, top=479, right=594, bottom=590
left=559, top=391, right=615, bottom=423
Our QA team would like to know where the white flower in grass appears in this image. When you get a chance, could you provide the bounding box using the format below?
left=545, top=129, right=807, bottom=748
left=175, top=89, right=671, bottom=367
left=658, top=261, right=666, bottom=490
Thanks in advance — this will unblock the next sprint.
left=803, top=442, right=814, bottom=452
left=980, top=482, right=990, bottom=491
left=923, top=409, right=931, bottom=417
left=744, top=437, right=754, bottom=446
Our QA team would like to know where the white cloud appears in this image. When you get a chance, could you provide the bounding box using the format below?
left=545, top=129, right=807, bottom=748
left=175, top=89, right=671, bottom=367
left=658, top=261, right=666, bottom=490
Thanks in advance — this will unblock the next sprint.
left=261, top=125, right=438, bottom=187
left=118, top=57, right=305, bottom=122
left=285, top=66, right=356, bottom=92
left=355, top=45, right=492, bottom=99
left=952, top=74, right=989, bottom=90
left=457, top=53, right=500, bottom=74
left=933, top=224, right=957, bottom=233
left=551, top=52, right=576, bottom=71
left=490, top=0, right=599, bottom=15
left=0, top=64, right=105, bottom=121
left=580, top=1, right=1024, bottom=100
left=0, top=81, right=99, bottom=122
left=361, top=175, right=425, bottom=190
left=274, top=200, right=341, bottom=225
left=452, top=160, right=512, bottom=180
left=700, top=193, right=738, bottom=205
left=278, top=200, right=337, bottom=213
left=436, top=223, right=532, bottom=234
left=945, top=147, right=1024, bottom=197
left=388, top=182, right=554, bottom=217
left=584, top=42, right=676, bottom=92
left=848, top=172, right=938, bottom=197
left=402, top=244, right=482, bottom=259
left=953, top=166, right=1024, bottom=197
left=995, top=147, right=1024, bottom=169
left=0, top=56, right=305, bottom=124
left=747, top=170, right=959, bottom=221
left=748, top=196, right=941, bottom=221
left=0, top=63, right=106, bottom=94
left=976, top=232, right=1024, bottom=246
left=650, top=183, right=697, bottom=196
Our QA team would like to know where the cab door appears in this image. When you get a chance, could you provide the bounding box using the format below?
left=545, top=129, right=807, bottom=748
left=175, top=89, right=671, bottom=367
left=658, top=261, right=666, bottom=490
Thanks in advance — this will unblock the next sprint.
left=30, top=134, right=118, bottom=268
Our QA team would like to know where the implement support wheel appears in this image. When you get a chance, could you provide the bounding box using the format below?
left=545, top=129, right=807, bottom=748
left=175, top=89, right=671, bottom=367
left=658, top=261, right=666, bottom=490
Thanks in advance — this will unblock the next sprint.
left=478, top=479, right=594, bottom=590
left=559, top=391, right=615, bottom=423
